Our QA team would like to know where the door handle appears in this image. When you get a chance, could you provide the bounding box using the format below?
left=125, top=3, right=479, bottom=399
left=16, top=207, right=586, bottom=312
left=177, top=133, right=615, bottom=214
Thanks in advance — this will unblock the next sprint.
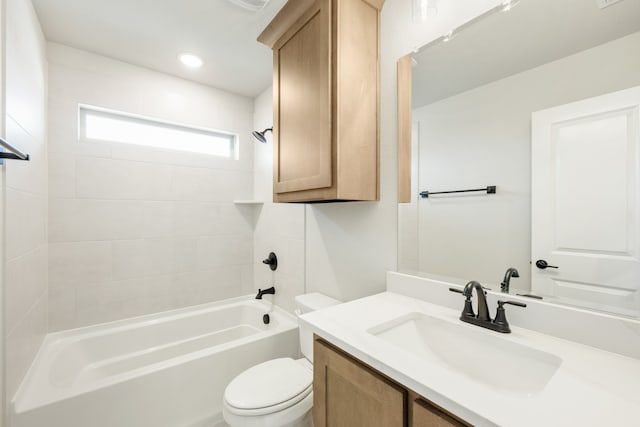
left=535, top=259, right=558, bottom=270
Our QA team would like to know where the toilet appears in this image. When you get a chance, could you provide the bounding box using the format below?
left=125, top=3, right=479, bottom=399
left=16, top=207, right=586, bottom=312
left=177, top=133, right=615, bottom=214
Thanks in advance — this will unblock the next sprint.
left=222, top=293, right=340, bottom=427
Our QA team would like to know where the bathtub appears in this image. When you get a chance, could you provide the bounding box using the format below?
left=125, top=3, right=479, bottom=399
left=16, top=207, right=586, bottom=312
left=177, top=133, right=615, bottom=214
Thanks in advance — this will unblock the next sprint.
left=12, top=296, right=300, bottom=427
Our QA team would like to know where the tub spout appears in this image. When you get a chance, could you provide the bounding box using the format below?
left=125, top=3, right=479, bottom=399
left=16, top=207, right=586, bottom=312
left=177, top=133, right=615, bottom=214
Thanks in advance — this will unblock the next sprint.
left=255, top=287, right=275, bottom=299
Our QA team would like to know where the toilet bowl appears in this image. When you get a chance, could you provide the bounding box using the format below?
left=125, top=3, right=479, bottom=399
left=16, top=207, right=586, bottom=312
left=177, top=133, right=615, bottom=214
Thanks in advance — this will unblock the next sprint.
left=222, top=293, right=340, bottom=427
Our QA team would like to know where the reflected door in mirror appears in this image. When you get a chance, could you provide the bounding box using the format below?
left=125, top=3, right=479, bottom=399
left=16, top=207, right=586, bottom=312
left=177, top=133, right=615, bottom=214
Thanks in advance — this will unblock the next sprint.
left=531, top=86, right=640, bottom=314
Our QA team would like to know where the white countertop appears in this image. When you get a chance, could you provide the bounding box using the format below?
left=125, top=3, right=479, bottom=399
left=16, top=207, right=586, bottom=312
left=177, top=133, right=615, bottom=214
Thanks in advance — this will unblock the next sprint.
left=300, top=292, right=640, bottom=427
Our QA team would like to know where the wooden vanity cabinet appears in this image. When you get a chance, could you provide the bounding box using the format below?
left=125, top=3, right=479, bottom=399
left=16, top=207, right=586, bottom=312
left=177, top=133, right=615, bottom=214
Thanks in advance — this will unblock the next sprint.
left=411, top=394, right=472, bottom=427
left=314, top=338, right=473, bottom=427
left=314, top=338, right=405, bottom=427
left=258, top=0, right=383, bottom=203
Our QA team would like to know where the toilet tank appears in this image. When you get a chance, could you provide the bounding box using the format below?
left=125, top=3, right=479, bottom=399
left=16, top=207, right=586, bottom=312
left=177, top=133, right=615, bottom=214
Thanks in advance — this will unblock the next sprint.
left=295, top=293, right=340, bottom=362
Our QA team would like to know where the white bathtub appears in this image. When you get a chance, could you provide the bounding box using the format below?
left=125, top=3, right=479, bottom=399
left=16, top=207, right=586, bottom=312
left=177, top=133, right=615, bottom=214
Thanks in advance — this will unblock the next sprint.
left=12, top=296, right=300, bottom=427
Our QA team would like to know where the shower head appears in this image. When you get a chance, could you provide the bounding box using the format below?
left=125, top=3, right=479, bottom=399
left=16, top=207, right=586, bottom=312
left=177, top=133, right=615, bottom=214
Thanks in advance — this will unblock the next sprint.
left=252, top=127, right=273, bottom=143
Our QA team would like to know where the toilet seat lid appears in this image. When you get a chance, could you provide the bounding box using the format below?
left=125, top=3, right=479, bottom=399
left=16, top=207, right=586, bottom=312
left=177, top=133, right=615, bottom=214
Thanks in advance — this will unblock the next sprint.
left=224, top=358, right=313, bottom=411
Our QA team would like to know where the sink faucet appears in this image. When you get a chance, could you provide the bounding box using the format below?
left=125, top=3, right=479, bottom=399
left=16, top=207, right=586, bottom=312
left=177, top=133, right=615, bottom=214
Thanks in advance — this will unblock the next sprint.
left=500, top=268, right=520, bottom=293
left=450, top=281, right=526, bottom=333
left=255, top=286, right=276, bottom=300
left=462, top=280, right=490, bottom=321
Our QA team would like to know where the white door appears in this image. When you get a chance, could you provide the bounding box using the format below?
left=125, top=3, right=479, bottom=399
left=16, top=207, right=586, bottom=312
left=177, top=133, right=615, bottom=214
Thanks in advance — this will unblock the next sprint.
left=531, top=86, right=640, bottom=315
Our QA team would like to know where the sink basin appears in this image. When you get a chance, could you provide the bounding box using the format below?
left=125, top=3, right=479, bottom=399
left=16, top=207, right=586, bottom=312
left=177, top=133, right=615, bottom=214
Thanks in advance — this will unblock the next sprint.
left=368, top=313, right=562, bottom=396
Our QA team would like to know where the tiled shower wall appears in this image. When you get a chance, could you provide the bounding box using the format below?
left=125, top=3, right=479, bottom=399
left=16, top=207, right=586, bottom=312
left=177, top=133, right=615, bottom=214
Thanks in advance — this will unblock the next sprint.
left=252, top=87, right=305, bottom=314
left=47, top=44, right=255, bottom=331
left=4, top=0, right=48, bottom=398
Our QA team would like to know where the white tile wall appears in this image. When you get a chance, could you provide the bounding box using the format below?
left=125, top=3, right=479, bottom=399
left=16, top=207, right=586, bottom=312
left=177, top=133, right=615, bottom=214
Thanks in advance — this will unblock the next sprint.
left=47, top=44, right=256, bottom=330
left=254, top=204, right=305, bottom=313
left=4, top=0, right=48, bottom=401
left=252, top=88, right=306, bottom=313
left=6, top=245, right=48, bottom=340
left=49, top=241, right=113, bottom=289
left=6, top=295, right=47, bottom=397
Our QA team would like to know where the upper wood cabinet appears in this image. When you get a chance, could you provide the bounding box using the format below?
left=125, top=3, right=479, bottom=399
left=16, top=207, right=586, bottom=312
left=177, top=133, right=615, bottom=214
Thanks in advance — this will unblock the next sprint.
left=258, top=0, right=383, bottom=202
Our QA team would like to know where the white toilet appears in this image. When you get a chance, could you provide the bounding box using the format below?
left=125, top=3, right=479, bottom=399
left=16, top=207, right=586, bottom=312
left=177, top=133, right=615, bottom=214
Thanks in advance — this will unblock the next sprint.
left=222, top=293, right=340, bottom=427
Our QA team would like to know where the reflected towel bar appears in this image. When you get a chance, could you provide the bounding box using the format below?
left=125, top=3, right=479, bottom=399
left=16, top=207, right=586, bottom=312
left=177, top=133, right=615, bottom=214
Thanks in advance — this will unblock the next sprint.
left=420, top=186, right=496, bottom=198
left=0, top=136, right=30, bottom=161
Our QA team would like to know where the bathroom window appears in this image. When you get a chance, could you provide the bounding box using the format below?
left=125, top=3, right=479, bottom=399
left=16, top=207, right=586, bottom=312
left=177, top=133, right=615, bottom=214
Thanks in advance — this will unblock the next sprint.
left=79, top=106, right=238, bottom=158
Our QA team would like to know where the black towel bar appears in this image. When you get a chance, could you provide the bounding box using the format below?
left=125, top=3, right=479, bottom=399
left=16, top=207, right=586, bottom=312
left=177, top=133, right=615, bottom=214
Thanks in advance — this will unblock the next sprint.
left=420, top=186, right=496, bottom=198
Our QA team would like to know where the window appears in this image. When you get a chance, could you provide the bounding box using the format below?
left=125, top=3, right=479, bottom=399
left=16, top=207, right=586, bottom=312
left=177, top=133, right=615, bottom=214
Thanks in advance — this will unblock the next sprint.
left=79, top=106, right=237, bottom=158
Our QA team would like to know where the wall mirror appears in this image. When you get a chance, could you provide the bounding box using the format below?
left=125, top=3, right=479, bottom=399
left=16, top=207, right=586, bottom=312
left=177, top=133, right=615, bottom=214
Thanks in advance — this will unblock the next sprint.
left=397, top=0, right=640, bottom=318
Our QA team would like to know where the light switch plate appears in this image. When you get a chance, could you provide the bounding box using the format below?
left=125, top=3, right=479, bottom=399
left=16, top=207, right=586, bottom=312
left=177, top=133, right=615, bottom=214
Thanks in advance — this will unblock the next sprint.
left=596, top=0, right=624, bottom=9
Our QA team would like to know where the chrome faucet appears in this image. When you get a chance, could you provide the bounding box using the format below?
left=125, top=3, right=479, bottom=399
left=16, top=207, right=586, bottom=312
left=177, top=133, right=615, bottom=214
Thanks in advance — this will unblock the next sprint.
left=450, top=280, right=526, bottom=333
left=500, top=267, right=520, bottom=293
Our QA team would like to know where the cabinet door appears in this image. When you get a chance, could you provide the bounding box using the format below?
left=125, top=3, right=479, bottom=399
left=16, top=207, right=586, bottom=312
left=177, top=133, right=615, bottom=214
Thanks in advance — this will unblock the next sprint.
left=412, top=398, right=472, bottom=427
left=314, top=339, right=406, bottom=427
left=273, top=0, right=332, bottom=195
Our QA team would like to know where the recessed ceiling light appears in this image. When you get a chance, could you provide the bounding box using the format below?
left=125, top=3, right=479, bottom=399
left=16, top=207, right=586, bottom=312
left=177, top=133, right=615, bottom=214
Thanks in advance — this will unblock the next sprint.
left=179, top=53, right=203, bottom=68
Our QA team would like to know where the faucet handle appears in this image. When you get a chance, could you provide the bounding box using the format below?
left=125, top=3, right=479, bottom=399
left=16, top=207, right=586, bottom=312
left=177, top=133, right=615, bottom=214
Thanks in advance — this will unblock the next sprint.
left=262, top=252, right=278, bottom=271
left=497, top=300, right=527, bottom=308
left=493, top=300, right=526, bottom=333
left=450, top=286, right=490, bottom=294
left=449, top=288, right=475, bottom=318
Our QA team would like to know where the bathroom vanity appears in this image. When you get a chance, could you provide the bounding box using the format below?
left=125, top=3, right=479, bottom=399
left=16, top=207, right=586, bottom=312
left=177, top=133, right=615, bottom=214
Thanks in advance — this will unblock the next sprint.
left=314, top=338, right=470, bottom=427
left=302, top=273, right=640, bottom=427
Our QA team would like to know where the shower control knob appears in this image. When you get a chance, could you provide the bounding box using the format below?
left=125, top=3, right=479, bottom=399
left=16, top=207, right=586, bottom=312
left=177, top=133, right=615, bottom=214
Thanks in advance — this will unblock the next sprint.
left=262, top=252, right=278, bottom=271
left=535, top=260, right=558, bottom=270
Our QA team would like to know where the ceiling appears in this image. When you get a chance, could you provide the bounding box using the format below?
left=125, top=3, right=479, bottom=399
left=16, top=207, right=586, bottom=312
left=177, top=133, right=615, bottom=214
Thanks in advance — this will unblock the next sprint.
left=31, top=0, right=287, bottom=98
left=412, top=0, right=640, bottom=108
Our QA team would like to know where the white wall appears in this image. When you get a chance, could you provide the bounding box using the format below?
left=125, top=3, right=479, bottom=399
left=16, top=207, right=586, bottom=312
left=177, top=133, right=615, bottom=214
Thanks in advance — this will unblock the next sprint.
left=252, top=87, right=305, bottom=313
left=411, top=32, right=640, bottom=290
left=304, top=0, right=501, bottom=302
left=47, top=44, right=255, bottom=330
left=1, top=1, right=6, bottom=422
left=4, top=0, right=48, bottom=404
